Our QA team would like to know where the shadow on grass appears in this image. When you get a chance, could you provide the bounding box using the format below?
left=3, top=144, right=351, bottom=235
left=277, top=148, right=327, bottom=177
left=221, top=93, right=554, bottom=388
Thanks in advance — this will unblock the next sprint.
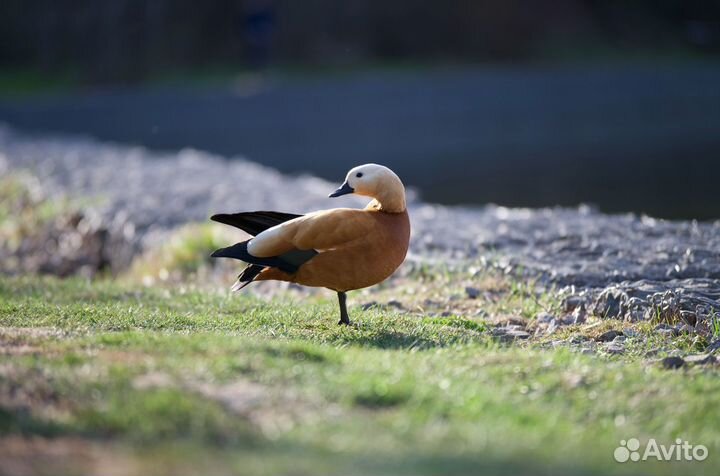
left=332, top=322, right=487, bottom=351
left=343, top=330, right=445, bottom=350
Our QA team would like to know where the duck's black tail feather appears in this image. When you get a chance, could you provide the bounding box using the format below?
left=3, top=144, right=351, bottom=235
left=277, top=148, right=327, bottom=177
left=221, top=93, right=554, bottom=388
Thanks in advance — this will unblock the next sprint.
left=210, top=211, right=302, bottom=236
left=211, top=212, right=317, bottom=290
left=211, top=240, right=292, bottom=272
left=211, top=240, right=317, bottom=274
left=231, top=264, right=265, bottom=291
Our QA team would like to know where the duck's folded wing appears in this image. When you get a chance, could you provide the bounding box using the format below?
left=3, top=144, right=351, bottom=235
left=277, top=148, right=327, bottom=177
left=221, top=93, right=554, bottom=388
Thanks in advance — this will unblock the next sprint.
left=248, top=209, right=375, bottom=257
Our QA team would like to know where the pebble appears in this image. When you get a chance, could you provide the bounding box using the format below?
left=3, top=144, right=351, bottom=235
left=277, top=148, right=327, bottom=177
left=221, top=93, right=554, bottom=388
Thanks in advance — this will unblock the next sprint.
left=707, top=340, right=720, bottom=353
left=545, top=319, right=558, bottom=335
left=562, top=296, right=584, bottom=312
left=361, top=300, right=405, bottom=311
left=596, top=330, right=623, bottom=342
left=535, top=312, right=555, bottom=323
left=465, top=287, right=481, bottom=299
left=654, top=324, right=679, bottom=337
left=604, top=343, right=625, bottom=354
left=679, top=310, right=697, bottom=326
left=505, top=329, right=531, bottom=339
left=660, top=356, right=685, bottom=369
left=677, top=324, right=695, bottom=334
left=361, top=302, right=379, bottom=311
left=492, top=327, right=530, bottom=341
left=684, top=354, right=716, bottom=365
left=569, top=335, right=589, bottom=344
left=622, top=327, right=639, bottom=338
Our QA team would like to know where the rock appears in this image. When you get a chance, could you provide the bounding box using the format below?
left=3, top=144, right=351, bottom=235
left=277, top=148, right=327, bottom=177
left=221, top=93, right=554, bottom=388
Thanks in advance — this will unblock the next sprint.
left=362, top=300, right=404, bottom=311
left=361, top=301, right=379, bottom=311
left=654, top=323, right=679, bottom=337
left=535, top=311, right=555, bottom=323
left=622, top=327, right=639, bottom=338
left=623, top=297, right=647, bottom=322
left=684, top=354, right=716, bottom=365
left=593, top=287, right=627, bottom=319
left=465, top=287, right=481, bottom=299
left=604, top=343, right=625, bottom=354
left=562, top=295, right=585, bottom=313
left=707, top=340, right=720, bottom=354
left=569, top=335, right=589, bottom=344
left=677, top=324, right=695, bottom=335
left=625, top=308, right=646, bottom=322
left=580, top=340, right=597, bottom=350
left=492, top=326, right=530, bottom=341
left=571, top=306, right=587, bottom=324
left=679, top=310, right=697, bottom=326
left=660, top=356, right=685, bottom=369
left=505, top=329, right=531, bottom=340
left=596, top=330, right=623, bottom=342
left=647, top=290, right=682, bottom=322
left=560, top=315, right=577, bottom=326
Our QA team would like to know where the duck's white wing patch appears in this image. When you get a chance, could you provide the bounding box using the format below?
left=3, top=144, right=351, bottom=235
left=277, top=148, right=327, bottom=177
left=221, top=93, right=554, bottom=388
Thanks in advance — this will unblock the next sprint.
left=248, top=208, right=374, bottom=257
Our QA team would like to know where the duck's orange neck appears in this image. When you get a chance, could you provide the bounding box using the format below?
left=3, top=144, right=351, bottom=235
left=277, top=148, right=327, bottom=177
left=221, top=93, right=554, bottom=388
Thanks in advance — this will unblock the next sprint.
left=366, top=192, right=406, bottom=213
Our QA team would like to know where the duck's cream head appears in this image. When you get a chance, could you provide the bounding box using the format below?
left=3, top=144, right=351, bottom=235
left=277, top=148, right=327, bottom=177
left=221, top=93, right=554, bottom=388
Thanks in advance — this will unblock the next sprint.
left=329, top=163, right=406, bottom=213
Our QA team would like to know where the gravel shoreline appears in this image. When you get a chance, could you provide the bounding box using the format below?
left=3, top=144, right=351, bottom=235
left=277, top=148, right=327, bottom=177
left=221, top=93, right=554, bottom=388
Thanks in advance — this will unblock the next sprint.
left=1, top=124, right=718, bottom=321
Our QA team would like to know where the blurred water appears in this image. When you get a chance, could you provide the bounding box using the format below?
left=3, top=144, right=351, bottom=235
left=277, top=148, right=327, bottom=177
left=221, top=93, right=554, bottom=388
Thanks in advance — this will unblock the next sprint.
left=1, top=64, right=719, bottom=219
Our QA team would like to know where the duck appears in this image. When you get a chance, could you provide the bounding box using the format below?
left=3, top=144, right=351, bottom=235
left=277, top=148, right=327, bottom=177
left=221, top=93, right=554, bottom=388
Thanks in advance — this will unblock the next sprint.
left=210, top=163, right=411, bottom=325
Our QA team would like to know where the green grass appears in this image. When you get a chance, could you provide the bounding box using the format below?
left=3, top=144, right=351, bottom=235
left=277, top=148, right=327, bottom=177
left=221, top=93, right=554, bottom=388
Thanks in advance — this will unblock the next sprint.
left=0, top=276, right=717, bottom=476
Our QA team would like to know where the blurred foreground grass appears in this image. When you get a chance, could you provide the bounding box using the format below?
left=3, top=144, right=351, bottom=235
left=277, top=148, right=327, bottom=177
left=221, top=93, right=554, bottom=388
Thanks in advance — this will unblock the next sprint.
left=0, top=277, right=717, bottom=476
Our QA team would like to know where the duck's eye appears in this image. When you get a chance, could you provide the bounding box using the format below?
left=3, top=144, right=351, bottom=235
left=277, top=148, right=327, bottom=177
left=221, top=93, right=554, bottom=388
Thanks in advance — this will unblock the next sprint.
left=356, top=172, right=363, bottom=178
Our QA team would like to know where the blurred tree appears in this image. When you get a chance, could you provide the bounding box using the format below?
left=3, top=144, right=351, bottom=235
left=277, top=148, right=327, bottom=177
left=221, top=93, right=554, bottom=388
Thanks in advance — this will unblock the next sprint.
left=0, top=0, right=717, bottom=83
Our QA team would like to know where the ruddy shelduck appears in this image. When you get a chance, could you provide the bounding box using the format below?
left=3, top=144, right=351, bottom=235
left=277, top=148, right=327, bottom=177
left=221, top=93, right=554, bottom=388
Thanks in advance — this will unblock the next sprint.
left=210, top=164, right=410, bottom=324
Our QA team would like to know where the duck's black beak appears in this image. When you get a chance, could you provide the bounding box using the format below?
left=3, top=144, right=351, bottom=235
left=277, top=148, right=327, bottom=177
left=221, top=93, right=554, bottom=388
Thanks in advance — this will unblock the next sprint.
left=329, top=181, right=354, bottom=198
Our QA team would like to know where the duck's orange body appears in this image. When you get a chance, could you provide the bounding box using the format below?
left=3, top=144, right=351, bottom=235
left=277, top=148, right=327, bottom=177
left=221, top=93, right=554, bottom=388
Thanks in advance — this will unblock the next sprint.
left=257, top=206, right=410, bottom=292
left=211, top=164, right=411, bottom=325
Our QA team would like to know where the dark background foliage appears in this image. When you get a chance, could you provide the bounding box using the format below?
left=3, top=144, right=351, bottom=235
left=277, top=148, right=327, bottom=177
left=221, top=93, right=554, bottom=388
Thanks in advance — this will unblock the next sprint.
left=1, top=1, right=719, bottom=81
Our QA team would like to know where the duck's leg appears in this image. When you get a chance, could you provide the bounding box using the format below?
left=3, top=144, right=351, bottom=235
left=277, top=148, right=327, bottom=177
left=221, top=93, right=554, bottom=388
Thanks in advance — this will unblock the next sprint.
left=337, top=291, right=351, bottom=325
